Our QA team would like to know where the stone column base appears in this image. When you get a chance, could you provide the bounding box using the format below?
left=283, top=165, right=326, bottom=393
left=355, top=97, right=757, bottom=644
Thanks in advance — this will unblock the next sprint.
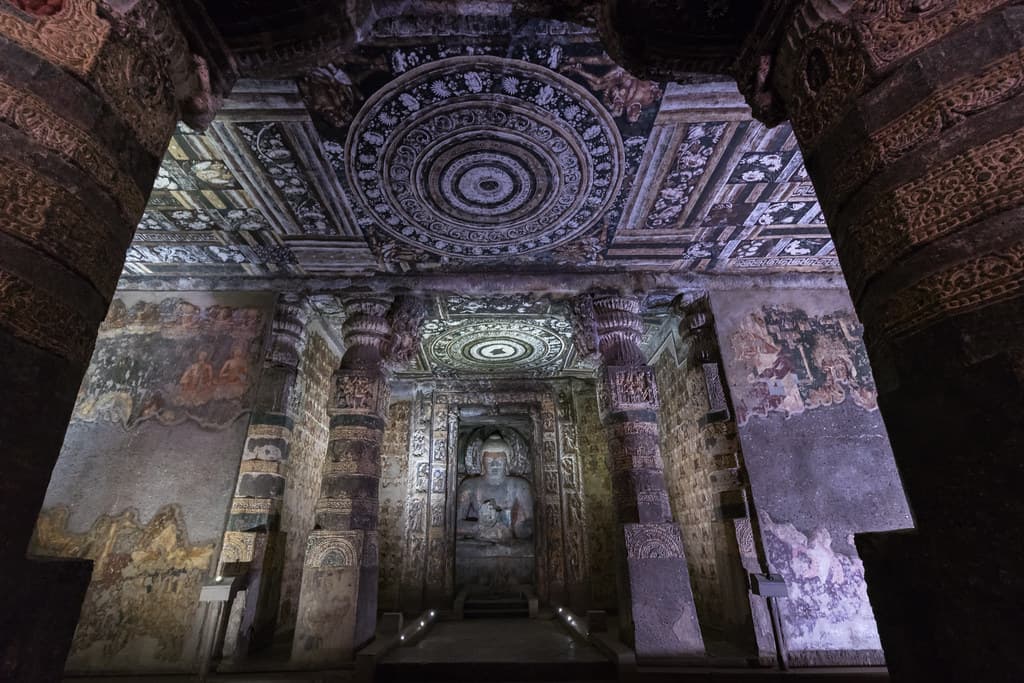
left=622, top=522, right=705, bottom=661
left=1, top=556, right=92, bottom=681
left=290, top=530, right=365, bottom=666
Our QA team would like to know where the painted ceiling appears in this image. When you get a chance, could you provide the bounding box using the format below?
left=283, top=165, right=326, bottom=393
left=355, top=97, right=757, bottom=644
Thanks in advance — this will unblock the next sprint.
left=351, top=293, right=671, bottom=379
left=122, top=15, right=839, bottom=282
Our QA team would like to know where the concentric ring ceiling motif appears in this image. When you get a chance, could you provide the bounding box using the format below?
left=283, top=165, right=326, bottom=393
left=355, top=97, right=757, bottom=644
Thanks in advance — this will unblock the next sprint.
left=425, top=319, right=572, bottom=375
left=346, top=55, right=624, bottom=258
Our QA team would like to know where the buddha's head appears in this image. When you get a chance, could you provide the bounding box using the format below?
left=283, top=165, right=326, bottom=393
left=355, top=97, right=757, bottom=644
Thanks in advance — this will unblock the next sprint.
left=480, top=434, right=511, bottom=486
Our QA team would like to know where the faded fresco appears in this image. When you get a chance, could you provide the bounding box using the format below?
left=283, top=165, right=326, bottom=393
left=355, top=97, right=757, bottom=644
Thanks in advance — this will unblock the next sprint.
left=713, top=288, right=912, bottom=666
left=760, top=512, right=882, bottom=659
left=727, top=305, right=877, bottom=426
left=33, top=505, right=215, bottom=671
left=73, top=297, right=266, bottom=428
left=32, top=292, right=272, bottom=673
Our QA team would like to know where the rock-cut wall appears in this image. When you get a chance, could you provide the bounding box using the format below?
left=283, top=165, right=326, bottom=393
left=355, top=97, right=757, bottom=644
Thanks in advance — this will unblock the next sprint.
left=30, top=292, right=272, bottom=673
left=652, top=332, right=756, bottom=649
left=712, top=288, right=913, bottom=666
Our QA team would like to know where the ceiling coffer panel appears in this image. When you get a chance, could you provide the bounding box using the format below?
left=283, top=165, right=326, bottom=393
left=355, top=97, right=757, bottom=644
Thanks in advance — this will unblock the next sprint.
left=345, top=55, right=623, bottom=260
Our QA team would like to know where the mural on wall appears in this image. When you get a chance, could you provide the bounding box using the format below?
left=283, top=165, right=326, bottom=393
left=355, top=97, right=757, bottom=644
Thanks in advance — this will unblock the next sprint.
left=33, top=505, right=215, bottom=669
left=728, top=306, right=877, bottom=425
left=73, top=297, right=266, bottom=428
left=761, top=512, right=882, bottom=657
left=714, top=289, right=912, bottom=665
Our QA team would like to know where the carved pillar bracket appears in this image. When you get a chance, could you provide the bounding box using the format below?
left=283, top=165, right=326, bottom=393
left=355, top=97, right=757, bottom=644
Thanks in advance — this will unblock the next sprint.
left=574, top=292, right=705, bottom=660
left=677, top=293, right=730, bottom=422
left=384, top=294, right=428, bottom=371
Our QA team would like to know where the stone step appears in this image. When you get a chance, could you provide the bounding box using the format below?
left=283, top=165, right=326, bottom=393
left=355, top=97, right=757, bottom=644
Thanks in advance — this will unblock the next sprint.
left=375, top=660, right=616, bottom=682
left=462, top=595, right=530, bottom=618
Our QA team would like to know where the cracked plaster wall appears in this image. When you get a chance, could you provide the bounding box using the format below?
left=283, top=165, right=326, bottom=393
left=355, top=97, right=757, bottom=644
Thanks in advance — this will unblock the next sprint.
left=28, top=292, right=272, bottom=673
left=712, top=288, right=913, bottom=666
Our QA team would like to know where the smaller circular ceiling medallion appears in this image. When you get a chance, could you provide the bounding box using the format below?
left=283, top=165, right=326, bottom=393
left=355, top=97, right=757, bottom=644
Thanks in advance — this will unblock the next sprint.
left=426, top=320, right=568, bottom=374
left=346, top=55, right=624, bottom=259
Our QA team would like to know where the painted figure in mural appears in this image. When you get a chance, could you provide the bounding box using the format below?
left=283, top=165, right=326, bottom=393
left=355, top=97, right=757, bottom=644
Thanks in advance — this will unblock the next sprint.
left=731, top=313, right=804, bottom=419
left=561, top=58, right=663, bottom=123
left=178, top=350, right=215, bottom=404
left=218, top=346, right=250, bottom=386
left=456, top=434, right=534, bottom=544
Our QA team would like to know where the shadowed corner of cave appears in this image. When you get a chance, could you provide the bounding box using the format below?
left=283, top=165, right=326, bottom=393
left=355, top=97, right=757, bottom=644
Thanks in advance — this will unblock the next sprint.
left=3, top=1, right=1023, bottom=682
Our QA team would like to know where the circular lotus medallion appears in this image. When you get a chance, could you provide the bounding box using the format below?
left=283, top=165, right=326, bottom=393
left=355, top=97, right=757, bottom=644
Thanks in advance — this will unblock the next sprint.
left=426, top=320, right=568, bottom=374
left=346, top=56, right=623, bottom=258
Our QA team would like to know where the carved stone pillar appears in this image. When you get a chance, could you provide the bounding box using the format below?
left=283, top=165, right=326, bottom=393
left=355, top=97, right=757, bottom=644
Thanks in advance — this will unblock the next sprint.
left=573, top=293, right=705, bottom=660
left=0, top=1, right=234, bottom=677
left=219, top=294, right=310, bottom=656
left=292, top=295, right=425, bottom=665
left=730, top=4, right=1024, bottom=680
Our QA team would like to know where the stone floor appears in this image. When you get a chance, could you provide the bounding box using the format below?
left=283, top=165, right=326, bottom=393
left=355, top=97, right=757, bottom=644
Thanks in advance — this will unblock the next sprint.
left=384, top=618, right=608, bottom=663
left=376, top=617, right=615, bottom=681
left=66, top=616, right=891, bottom=682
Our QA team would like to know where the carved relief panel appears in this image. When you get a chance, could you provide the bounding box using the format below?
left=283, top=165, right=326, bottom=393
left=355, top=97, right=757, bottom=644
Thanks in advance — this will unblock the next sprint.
left=388, top=381, right=597, bottom=611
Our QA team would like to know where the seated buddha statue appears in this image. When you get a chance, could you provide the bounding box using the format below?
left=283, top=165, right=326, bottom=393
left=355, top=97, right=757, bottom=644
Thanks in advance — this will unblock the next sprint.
left=456, top=434, right=534, bottom=544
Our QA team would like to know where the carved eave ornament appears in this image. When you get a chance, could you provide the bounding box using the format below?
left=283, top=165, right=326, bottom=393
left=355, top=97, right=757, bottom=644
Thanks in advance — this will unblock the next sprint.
left=101, top=0, right=240, bottom=131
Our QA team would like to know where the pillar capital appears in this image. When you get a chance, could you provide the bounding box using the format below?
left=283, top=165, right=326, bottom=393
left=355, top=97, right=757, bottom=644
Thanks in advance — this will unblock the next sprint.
left=98, top=0, right=238, bottom=132
left=571, top=292, right=648, bottom=367
left=339, top=295, right=393, bottom=369
left=265, top=294, right=311, bottom=371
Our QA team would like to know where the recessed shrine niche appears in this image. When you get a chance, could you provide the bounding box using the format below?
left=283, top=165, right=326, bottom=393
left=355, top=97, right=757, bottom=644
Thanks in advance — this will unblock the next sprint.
left=456, top=427, right=536, bottom=593
left=379, top=378, right=601, bottom=616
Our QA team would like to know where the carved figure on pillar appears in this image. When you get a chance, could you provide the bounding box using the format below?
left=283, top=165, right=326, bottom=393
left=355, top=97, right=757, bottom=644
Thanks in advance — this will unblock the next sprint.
left=677, top=293, right=730, bottom=422
left=293, top=294, right=426, bottom=665
left=571, top=292, right=704, bottom=660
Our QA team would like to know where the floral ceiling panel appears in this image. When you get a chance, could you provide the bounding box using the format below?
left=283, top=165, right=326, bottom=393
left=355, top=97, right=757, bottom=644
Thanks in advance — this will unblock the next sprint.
left=120, top=15, right=839, bottom=283
left=400, top=295, right=589, bottom=378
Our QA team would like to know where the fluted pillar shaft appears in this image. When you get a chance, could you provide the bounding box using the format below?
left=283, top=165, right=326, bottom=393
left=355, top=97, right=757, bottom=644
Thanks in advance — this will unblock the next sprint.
left=292, top=294, right=424, bottom=664
left=0, top=1, right=234, bottom=676
left=574, top=293, right=704, bottom=660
